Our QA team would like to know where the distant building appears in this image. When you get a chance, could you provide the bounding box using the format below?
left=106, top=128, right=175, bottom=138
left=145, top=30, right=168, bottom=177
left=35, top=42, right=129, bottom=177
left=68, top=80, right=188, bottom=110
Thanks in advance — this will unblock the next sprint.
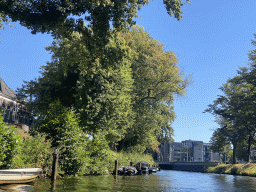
left=0, top=78, right=33, bottom=131
left=251, top=147, right=256, bottom=161
left=158, top=140, right=220, bottom=163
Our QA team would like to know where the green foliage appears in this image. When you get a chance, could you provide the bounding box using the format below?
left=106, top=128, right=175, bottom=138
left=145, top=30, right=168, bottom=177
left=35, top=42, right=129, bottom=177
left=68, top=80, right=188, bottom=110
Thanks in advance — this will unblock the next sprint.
left=17, top=26, right=189, bottom=155
left=18, top=32, right=134, bottom=144
left=206, top=163, right=256, bottom=177
left=236, top=139, right=252, bottom=161
left=11, top=134, right=52, bottom=173
left=206, top=164, right=233, bottom=173
left=210, top=127, right=228, bottom=154
left=205, top=34, right=256, bottom=163
left=36, top=101, right=90, bottom=175
left=0, top=1, right=190, bottom=44
left=0, top=13, right=10, bottom=29
left=0, top=114, right=21, bottom=168
left=114, top=151, right=155, bottom=167
left=83, top=132, right=114, bottom=175
left=117, top=26, right=189, bottom=152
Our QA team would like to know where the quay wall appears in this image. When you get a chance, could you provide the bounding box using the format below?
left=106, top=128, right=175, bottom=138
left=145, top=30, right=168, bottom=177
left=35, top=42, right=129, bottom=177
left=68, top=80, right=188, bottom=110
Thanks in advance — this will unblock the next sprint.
left=159, top=162, right=219, bottom=172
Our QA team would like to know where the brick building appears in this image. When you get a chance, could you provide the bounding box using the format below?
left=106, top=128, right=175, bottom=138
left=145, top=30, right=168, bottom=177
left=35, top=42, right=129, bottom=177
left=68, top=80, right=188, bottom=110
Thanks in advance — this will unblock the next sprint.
left=0, top=78, right=33, bottom=131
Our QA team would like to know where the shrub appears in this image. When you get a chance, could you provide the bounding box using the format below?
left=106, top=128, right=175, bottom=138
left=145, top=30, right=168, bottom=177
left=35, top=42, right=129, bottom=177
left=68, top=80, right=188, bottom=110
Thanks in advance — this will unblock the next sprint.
left=0, top=114, right=21, bottom=168
left=82, top=132, right=114, bottom=175
left=230, top=167, right=239, bottom=175
left=114, top=151, right=155, bottom=167
left=11, top=134, right=52, bottom=174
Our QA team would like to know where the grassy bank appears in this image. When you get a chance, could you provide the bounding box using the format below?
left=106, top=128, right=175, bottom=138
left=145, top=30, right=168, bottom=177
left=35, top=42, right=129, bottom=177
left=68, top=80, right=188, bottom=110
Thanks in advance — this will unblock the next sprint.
left=206, top=163, right=256, bottom=177
left=113, top=151, right=156, bottom=166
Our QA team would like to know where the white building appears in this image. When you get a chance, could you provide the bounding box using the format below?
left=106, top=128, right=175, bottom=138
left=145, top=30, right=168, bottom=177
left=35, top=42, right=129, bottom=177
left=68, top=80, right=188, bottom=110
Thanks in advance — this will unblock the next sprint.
left=158, top=140, right=220, bottom=163
left=0, top=78, right=32, bottom=131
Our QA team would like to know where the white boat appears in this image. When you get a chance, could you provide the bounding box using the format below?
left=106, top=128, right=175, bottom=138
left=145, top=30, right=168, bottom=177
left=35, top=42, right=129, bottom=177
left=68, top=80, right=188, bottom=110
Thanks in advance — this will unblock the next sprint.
left=0, top=168, right=42, bottom=184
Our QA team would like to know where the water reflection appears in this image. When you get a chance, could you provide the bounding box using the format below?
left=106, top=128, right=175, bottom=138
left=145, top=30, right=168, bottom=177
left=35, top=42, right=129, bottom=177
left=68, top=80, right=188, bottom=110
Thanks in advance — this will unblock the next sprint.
left=1, top=171, right=256, bottom=191
left=210, top=173, right=256, bottom=192
left=0, top=184, right=34, bottom=191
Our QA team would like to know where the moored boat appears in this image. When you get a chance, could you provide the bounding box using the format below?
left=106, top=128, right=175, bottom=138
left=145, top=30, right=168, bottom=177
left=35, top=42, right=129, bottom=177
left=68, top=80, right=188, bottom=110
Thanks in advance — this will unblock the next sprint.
left=135, top=161, right=150, bottom=174
left=0, top=168, right=43, bottom=184
left=117, top=166, right=138, bottom=176
left=149, top=167, right=158, bottom=173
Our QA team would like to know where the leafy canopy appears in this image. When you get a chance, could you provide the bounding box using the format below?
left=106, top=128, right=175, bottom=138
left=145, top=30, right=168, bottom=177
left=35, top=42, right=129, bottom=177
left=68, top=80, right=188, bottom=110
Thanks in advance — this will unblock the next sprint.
left=116, top=26, right=189, bottom=152
left=205, top=34, right=256, bottom=163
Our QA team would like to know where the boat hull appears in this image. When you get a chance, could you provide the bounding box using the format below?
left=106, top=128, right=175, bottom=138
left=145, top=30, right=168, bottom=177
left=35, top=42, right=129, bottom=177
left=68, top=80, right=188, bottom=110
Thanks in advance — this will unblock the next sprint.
left=0, top=168, right=42, bottom=184
left=0, top=175, right=38, bottom=184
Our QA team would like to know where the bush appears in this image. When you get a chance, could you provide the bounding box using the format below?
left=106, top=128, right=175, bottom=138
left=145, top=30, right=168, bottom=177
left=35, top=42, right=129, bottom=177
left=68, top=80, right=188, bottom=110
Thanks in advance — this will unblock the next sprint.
left=11, top=134, right=52, bottom=174
left=0, top=114, right=21, bottom=168
left=231, top=167, right=240, bottom=175
left=206, top=164, right=232, bottom=173
left=114, top=151, right=155, bottom=167
left=82, top=132, right=114, bottom=175
left=55, top=109, right=91, bottom=175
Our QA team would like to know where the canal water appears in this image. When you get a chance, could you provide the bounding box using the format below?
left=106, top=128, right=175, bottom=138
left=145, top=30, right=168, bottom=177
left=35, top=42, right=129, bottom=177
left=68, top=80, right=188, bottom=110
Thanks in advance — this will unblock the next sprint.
left=1, top=170, right=256, bottom=191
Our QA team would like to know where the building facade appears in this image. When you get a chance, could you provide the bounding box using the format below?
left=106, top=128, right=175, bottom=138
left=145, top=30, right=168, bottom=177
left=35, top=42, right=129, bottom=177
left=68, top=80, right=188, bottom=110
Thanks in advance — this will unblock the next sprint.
left=0, top=78, right=33, bottom=131
left=158, top=140, right=220, bottom=163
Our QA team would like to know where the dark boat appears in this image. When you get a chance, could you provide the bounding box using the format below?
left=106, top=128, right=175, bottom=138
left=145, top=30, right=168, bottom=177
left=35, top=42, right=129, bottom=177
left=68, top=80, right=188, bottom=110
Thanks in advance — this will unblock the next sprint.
left=117, top=166, right=138, bottom=176
left=135, top=161, right=150, bottom=174
left=149, top=167, right=158, bottom=173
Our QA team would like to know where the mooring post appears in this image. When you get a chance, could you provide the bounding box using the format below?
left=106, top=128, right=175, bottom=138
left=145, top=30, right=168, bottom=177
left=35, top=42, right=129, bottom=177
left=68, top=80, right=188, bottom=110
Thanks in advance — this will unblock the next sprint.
left=123, top=166, right=126, bottom=175
left=51, top=149, right=59, bottom=181
left=114, top=159, right=118, bottom=175
left=130, top=162, right=133, bottom=166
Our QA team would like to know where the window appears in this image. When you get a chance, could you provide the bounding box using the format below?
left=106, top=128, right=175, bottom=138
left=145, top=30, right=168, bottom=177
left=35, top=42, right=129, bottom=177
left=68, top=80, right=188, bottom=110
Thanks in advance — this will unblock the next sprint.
left=12, top=112, right=16, bottom=121
left=5, top=88, right=10, bottom=93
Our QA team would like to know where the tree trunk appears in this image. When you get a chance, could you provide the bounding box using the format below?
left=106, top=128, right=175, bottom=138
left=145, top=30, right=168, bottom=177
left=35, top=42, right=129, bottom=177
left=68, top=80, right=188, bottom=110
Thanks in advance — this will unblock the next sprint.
left=233, top=143, right=237, bottom=164
left=247, top=135, right=252, bottom=163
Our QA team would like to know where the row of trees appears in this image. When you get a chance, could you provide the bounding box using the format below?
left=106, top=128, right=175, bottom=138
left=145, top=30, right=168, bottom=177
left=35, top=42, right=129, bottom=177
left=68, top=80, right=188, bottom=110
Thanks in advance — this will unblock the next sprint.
left=205, top=34, right=256, bottom=164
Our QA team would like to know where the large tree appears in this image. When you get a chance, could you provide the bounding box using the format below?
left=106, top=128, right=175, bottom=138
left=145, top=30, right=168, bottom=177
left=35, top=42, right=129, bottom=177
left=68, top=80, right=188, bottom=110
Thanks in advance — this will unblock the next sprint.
left=116, top=26, right=189, bottom=152
left=0, top=0, right=192, bottom=67
left=18, top=26, right=189, bottom=152
left=18, top=31, right=134, bottom=143
left=226, top=68, right=256, bottom=162
left=0, top=0, right=190, bottom=35
left=206, top=34, right=256, bottom=163
left=209, top=126, right=229, bottom=162
left=205, top=81, right=248, bottom=164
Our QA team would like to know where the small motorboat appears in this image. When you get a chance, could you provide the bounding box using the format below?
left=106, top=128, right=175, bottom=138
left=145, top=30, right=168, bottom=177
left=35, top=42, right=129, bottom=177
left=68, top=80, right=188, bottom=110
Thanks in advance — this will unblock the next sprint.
left=149, top=167, right=158, bottom=173
left=117, top=166, right=138, bottom=176
left=135, top=161, right=150, bottom=174
left=0, top=168, right=43, bottom=184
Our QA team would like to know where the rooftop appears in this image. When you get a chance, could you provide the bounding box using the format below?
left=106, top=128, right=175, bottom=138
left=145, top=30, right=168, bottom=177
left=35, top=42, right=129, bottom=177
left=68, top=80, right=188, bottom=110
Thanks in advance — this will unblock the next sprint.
left=0, top=77, right=17, bottom=100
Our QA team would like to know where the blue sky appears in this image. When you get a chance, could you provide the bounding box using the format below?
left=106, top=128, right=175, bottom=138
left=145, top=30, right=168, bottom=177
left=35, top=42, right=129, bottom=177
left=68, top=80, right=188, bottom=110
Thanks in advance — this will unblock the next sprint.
left=0, top=0, right=256, bottom=143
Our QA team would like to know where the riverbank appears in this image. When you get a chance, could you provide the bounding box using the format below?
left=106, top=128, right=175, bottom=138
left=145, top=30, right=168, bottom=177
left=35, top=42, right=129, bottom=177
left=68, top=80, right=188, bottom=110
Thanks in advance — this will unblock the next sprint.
left=206, top=163, right=256, bottom=177
left=1, top=121, right=156, bottom=177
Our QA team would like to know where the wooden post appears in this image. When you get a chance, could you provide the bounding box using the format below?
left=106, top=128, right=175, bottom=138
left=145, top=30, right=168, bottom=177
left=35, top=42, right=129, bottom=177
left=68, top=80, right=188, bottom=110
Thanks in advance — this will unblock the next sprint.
left=123, top=166, right=126, bottom=175
left=51, top=149, right=59, bottom=181
left=139, top=162, right=141, bottom=170
left=130, top=162, right=133, bottom=166
left=114, top=159, right=118, bottom=175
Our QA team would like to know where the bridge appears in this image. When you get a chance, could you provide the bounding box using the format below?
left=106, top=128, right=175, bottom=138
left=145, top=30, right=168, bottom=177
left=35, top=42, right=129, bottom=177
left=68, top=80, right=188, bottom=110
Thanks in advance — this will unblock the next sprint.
left=159, top=162, right=219, bottom=172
